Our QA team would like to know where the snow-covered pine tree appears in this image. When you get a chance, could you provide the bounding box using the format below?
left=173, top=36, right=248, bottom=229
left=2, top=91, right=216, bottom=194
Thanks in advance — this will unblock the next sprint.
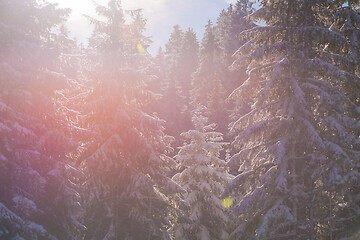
left=155, top=47, right=166, bottom=74
left=148, top=47, right=167, bottom=99
left=178, top=28, right=200, bottom=103
left=172, top=111, right=233, bottom=240
left=80, top=1, right=183, bottom=239
left=214, top=1, right=254, bottom=95
left=151, top=25, right=200, bottom=148
left=327, top=1, right=360, bottom=238
left=216, top=0, right=254, bottom=66
left=216, top=6, right=232, bottom=48
left=212, top=1, right=255, bottom=139
left=126, top=8, right=152, bottom=66
left=174, top=28, right=200, bottom=141
left=0, top=0, right=84, bottom=239
left=224, top=0, right=360, bottom=239
left=330, top=1, right=360, bottom=113
left=144, top=47, right=167, bottom=116
left=159, top=25, right=192, bottom=146
left=151, top=28, right=199, bottom=149
left=191, top=21, right=228, bottom=133
left=165, top=25, right=184, bottom=76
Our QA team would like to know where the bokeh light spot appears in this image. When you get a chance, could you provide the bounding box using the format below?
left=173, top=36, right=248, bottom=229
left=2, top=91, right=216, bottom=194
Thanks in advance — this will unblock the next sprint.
left=222, top=197, right=233, bottom=208
left=137, top=43, right=145, bottom=53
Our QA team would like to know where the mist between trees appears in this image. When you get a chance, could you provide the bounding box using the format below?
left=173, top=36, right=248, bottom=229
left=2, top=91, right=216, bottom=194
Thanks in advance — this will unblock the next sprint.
left=0, top=0, right=359, bottom=239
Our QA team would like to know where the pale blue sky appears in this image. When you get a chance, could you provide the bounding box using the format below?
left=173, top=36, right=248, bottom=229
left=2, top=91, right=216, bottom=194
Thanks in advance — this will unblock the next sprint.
left=49, top=0, right=246, bottom=54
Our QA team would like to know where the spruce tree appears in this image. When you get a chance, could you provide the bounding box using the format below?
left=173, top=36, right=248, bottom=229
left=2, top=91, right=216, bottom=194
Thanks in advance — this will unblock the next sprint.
left=151, top=47, right=167, bottom=96
left=330, top=1, right=360, bottom=108
left=154, top=27, right=200, bottom=149
left=191, top=21, right=228, bottom=133
left=0, top=0, right=84, bottom=239
left=178, top=28, right=200, bottom=102
left=215, top=1, right=254, bottom=95
left=81, top=1, right=182, bottom=239
left=158, top=25, right=188, bottom=147
left=328, top=1, right=360, bottom=238
left=165, top=25, right=185, bottom=77
left=172, top=111, right=233, bottom=240
left=224, top=0, right=360, bottom=239
left=216, top=0, right=254, bottom=65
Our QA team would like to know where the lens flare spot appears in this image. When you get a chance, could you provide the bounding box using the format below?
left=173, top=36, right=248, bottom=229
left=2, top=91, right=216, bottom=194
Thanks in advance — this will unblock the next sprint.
left=137, top=43, right=145, bottom=53
left=222, top=197, right=233, bottom=208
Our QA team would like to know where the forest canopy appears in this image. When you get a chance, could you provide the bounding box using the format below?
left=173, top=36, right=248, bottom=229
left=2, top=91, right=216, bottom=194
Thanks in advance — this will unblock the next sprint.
left=0, top=0, right=359, bottom=239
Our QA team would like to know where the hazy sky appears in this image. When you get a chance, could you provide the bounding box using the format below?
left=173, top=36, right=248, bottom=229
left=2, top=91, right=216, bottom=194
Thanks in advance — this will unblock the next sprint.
left=48, top=0, right=240, bottom=54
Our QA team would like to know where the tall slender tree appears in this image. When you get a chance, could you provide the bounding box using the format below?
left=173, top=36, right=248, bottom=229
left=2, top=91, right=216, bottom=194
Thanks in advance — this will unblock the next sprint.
left=191, top=21, right=228, bottom=132
left=179, top=28, right=200, bottom=101
left=327, top=1, right=360, bottom=238
left=330, top=1, right=360, bottom=107
left=157, top=25, right=188, bottom=146
left=81, top=1, right=182, bottom=239
left=0, top=0, right=84, bottom=239
left=224, top=0, right=360, bottom=239
left=172, top=111, right=233, bottom=240
left=215, top=0, right=254, bottom=96
left=216, top=0, right=254, bottom=65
